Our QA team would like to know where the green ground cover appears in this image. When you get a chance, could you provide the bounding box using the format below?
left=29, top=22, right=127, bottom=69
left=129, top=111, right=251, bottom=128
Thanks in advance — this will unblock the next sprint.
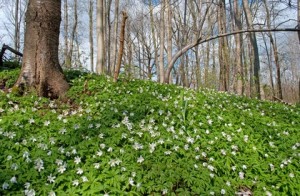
left=0, top=69, right=299, bottom=195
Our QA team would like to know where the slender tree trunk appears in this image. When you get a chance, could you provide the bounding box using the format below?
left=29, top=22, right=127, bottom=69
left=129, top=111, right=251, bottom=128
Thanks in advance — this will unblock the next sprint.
left=75, top=35, right=81, bottom=68
left=14, top=0, right=20, bottom=53
left=103, top=0, right=107, bottom=71
left=166, top=0, right=172, bottom=84
left=164, top=1, right=212, bottom=83
left=63, top=0, right=69, bottom=67
left=106, top=0, right=112, bottom=75
left=126, top=22, right=133, bottom=78
left=247, top=36, right=253, bottom=97
left=180, top=0, right=188, bottom=87
left=193, top=0, right=203, bottom=89
left=15, top=0, right=69, bottom=98
left=67, top=0, right=78, bottom=68
left=212, top=40, right=217, bottom=89
left=218, top=0, right=229, bottom=91
left=262, top=33, right=275, bottom=99
left=148, top=0, right=158, bottom=82
left=96, top=0, right=105, bottom=74
left=272, top=30, right=282, bottom=100
left=195, top=46, right=201, bottom=89
left=159, top=0, right=165, bottom=83
left=111, top=0, right=119, bottom=75
left=298, top=79, right=300, bottom=103
left=114, top=11, right=128, bottom=82
left=233, top=0, right=243, bottom=95
left=137, top=37, right=142, bottom=79
left=242, top=0, right=261, bottom=99
left=89, top=0, right=94, bottom=72
left=204, top=42, right=209, bottom=87
left=263, top=0, right=282, bottom=99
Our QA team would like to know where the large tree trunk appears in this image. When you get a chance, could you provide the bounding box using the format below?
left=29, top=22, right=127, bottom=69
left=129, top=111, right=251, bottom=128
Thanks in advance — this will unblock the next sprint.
left=15, top=0, right=69, bottom=98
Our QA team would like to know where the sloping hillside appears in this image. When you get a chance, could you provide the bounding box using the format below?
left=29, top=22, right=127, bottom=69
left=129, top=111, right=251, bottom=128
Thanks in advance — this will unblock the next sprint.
left=0, top=70, right=299, bottom=195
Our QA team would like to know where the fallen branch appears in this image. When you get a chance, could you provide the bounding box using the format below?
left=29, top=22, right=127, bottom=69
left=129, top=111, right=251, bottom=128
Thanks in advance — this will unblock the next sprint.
left=273, top=96, right=293, bottom=106
left=0, top=44, right=23, bottom=67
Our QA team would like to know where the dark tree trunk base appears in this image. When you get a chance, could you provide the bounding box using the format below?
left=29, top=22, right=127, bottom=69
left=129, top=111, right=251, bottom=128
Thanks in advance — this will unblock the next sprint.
left=15, top=0, right=69, bottom=99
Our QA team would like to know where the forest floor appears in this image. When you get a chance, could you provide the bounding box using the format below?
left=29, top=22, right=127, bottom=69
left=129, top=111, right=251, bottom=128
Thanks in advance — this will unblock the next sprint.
left=0, top=68, right=299, bottom=195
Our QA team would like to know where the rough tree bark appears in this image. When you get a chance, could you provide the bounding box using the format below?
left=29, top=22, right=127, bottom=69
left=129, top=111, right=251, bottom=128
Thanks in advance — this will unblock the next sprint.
left=15, top=0, right=69, bottom=98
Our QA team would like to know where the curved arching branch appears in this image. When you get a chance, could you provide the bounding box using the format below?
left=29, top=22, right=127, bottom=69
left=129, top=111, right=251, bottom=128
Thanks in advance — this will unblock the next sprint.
left=164, top=28, right=300, bottom=83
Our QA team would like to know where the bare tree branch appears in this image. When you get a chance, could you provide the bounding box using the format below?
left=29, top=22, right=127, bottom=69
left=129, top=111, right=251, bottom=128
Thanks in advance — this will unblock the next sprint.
left=165, top=27, right=300, bottom=84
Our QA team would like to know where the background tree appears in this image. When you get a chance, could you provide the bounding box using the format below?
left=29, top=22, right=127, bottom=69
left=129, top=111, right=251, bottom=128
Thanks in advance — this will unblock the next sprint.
left=89, top=0, right=94, bottom=72
left=218, top=0, right=230, bottom=92
left=96, top=0, right=105, bottom=74
left=114, top=11, right=128, bottom=82
left=15, top=0, right=69, bottom=98
left=158, top=0, right=165, bottom=83
left=262, top=0, right=283, bottom=100
left=231, top=0, right=243, bottom=95
left=242, top=0, right=261, bottom=99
